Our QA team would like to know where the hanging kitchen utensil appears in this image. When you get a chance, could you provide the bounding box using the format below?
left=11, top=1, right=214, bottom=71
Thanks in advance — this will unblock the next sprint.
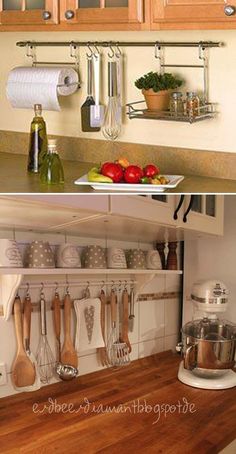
left=81, top=54, right=100, bottom=132
left=102, top=61, right=122, bottom=141
left=61, top=289, right=78, bottom=369
left=97, top=287, right=110, bottom=367
left=108, top=288, right=130, bottom=367
left=53, top=286, right=78, bottom=381
left=22, top=288, right=41, bottom=391
left=129, top=284, right=135, bottom=333
left=12, top=296, right=36, bottom=388
left=52, top=287, right=61, bottom=364
left=121, top=287, right=132, bottom=353
left=90, top=50, right=104, bottom=128
left=36, top=286, right=55, bottom=383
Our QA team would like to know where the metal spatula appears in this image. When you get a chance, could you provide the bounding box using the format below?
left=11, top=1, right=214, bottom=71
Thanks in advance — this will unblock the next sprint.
left=81, top=55, right=100, bottom=132
left=90, top=52, right=104, bottom=128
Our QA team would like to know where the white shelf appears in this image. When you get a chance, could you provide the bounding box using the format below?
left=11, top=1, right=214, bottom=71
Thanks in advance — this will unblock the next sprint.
left=0, top=268, right=183, bottom=276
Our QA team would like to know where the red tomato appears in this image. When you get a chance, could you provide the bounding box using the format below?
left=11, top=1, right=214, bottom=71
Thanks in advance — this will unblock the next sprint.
left=101, top=162, right=123, bottom=183
left=143, top=164, right=160, bottom=178
left=124, top=165, right=144, bottom=184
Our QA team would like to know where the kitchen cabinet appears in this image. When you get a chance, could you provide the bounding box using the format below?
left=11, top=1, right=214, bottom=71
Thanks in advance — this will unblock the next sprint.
left=151, top=0, right=236, bottom=30
left=60, top=0, right=145, bottom=29
left=0, top=0, right=59, bottom=25
left=110, top=195, right=178, bottom=227
left=179, top=195, right=224, bottom=236
left=109, top=195, right=224, bottom=236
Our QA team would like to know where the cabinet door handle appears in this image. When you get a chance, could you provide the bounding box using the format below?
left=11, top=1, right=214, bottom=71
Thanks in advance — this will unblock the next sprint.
left=183, top=195, right=195, bottom=223
left=173, top=195, right=185, bottom=220
left=224, top=5, right=236, bottom=16
left=42, top=11, right=51, bottom=20
left=65, top=10, right=75, bottom=20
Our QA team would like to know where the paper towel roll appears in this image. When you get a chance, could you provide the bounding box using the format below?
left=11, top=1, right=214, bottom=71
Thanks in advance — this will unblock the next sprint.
left=6, top=66, right=79, bottom=111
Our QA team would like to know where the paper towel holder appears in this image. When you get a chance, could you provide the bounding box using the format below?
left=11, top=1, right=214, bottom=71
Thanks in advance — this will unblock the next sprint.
left=25, top=41, right=81, bottom=89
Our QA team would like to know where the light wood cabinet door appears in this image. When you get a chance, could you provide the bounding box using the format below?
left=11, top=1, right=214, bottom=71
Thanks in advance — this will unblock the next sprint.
left=0, top=0, right=59, bottom=25
left=151, top=0, right=236, bottom=29
left=60, top=0, right=144, bottom=29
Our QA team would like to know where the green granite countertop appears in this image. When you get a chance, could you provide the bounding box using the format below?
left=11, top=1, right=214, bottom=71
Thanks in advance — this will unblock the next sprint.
left=1, top=152, right=236, bottom=193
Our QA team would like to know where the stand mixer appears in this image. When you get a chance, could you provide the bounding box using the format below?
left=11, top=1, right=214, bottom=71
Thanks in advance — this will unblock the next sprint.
left=177, top=280, right=236, bottom=389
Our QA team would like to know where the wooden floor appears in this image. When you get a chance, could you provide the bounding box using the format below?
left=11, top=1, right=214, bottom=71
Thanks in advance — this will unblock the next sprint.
left=0, top=351, right=236, bottom=453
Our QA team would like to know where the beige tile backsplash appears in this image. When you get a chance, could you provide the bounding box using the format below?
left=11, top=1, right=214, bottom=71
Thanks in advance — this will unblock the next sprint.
left=1, top=130, right=236, bottom=180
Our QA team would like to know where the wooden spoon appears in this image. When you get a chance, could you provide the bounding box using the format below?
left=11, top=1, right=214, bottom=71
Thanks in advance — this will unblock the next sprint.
left=12, top=296, right=36, bottom=388
left=121, top=289, right=132, bottom=353
left=61, top=293, right=78, bottom=368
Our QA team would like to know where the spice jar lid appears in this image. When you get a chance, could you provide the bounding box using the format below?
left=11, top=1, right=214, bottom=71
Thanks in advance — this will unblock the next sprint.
left=172, top=92, right=183, bottom=99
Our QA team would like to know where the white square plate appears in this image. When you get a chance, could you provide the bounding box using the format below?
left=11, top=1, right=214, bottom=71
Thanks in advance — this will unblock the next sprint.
left=74, top=175, right=184, bottom=192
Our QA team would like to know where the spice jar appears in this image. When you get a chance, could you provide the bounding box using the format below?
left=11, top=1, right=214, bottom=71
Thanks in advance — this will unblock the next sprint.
left=186, top=92, right=200, bottom=118
left=169, top=92, right=184, bottom=116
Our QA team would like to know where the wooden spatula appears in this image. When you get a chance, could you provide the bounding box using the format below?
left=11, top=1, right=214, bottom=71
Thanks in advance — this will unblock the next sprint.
left=97, top=289, right=109, bottom=367
left=12, top=296, right=36, bottom=388
left=61, top=293, right=78, bottom=368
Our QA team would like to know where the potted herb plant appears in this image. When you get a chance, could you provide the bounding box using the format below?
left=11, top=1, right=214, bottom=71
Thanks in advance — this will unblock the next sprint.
left=135, top=72, right=183, bottom=111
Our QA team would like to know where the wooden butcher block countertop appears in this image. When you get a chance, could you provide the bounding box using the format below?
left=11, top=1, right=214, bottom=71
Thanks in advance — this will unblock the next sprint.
left=0, top=351, right=236, bottom=454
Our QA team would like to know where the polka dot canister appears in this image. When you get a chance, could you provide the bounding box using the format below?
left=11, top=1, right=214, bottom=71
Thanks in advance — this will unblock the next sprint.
left=82, top=245, right=107, bottom=269
left=24, top=241, right=55, bottom=268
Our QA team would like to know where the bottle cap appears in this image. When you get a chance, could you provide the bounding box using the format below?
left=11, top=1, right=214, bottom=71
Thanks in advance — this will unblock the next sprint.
left=48, top=139, right=57, bottom=147
left=34, top=104, right=42, bottom=115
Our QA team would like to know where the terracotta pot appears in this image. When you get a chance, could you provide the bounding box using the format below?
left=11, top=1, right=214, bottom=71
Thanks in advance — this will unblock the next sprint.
left=142, top=89, right=171, bottom=111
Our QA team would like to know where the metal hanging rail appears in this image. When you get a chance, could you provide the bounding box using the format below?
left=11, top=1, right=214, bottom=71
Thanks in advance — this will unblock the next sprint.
left=16, top=40, right=223, bottom=49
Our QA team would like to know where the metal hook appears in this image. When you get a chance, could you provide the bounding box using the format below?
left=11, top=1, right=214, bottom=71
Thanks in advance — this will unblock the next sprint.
left=26, top=282, right=30, bottom=298
left=26, top=42, right=36, bottom=66
left=124, top=280, right=128, bottom=290
left=118, top=280, right=122, bottom=292
left=55, top=281, right=59, bottom=294
left=65, top=275, right=70, bottom=295
left=40, top=282, right=44, bottom=296
left=111, top=280, right=116, bottom=291
left=93, top=44, right=101, bottom=57
left=155, top=42, right=163, bottom=73
left=155, top=42, right=162, bottom=60
left=70, top=41, right=78, bottom=58
left=115, top=43, right=122, bottom=58
left=131, top=279, right=135, bottom=290
left=101, top=280, right=106, bottom=291
left=108, top=43, right=115, bottom=59
left=198, top=42, right=206, bottom=61
left=86, top=42, right=94, bottom=59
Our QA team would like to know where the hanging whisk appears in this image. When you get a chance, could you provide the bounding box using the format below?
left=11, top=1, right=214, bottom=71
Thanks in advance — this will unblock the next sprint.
left=36, top=286, right=55, bottom=383
left=102, top=61, right=122, bottom=141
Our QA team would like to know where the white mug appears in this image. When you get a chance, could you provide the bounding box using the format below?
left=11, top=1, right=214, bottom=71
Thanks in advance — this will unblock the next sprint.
left=146, top=250, right=162, bottom=270
left=56, top=243, right=81, bottom=268
left=107, top=248, right=127, bottom=269
left=0, top=239, right=23, bottom=268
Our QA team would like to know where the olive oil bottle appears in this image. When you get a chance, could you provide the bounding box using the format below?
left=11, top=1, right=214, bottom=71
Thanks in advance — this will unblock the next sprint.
left=40, top=139, right=64, bottom=185
left=27, top=104, right=47, bottom=173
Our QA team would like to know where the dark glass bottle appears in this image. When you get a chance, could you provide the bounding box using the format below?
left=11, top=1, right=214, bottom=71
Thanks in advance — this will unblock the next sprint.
left=40, top=139, right=64, bottom=185
left=27, top=104, right=47, bottom=173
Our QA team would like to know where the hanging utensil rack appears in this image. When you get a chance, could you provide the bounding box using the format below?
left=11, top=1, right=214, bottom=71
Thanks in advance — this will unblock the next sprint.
left=16, top=40, right=222, bottom=110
